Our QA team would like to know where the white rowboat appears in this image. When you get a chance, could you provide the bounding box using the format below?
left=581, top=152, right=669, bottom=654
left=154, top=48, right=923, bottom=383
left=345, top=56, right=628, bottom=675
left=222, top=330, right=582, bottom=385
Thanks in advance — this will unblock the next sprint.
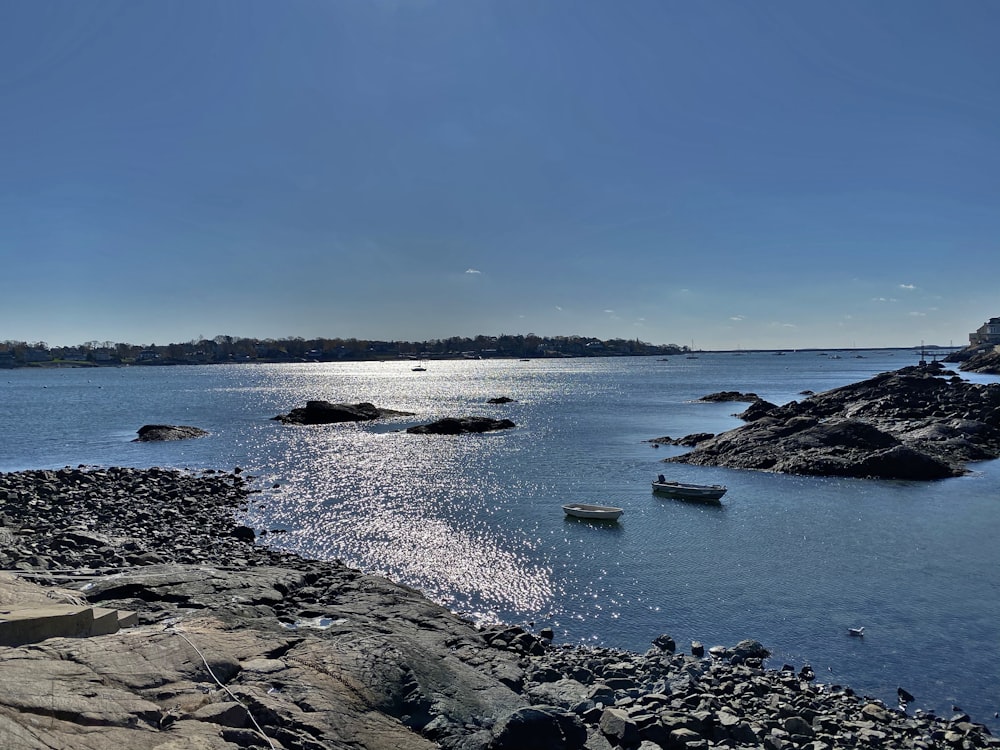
left=562, top=503, right=624, bottom=521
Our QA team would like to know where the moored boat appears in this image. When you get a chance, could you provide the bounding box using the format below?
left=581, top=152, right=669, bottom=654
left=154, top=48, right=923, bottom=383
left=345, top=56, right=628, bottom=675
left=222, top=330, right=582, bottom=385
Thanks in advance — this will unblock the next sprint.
left=562, top=503, right=624, bottom=521
left=652, top=477, right=727, bottom=502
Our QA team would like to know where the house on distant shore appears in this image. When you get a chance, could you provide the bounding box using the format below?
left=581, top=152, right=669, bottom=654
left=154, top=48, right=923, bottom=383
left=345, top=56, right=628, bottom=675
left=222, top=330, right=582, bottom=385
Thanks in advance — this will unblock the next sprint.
left=969, top=317, right=1000, bottom=345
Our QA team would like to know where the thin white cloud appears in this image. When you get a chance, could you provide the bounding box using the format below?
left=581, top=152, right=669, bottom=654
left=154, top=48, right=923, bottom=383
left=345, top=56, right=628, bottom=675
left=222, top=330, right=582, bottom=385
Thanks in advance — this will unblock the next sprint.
left=465, top=268, right=482, bottom=274
left=604, top=309, right=614, bottom=314
left=909, top=311, right=926, bottom=317
left=899, top=283, right=916, bottom=290
left=555, top=306, right=563, bottom=311
left=730, top=315, right=745, bottom=322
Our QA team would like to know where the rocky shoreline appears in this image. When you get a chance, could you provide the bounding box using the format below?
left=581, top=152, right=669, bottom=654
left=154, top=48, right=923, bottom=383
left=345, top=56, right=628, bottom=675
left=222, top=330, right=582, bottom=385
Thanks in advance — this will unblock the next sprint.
left=2, top=466, right=997, bottom=749
left=667, top=364, right=1000, bottom=480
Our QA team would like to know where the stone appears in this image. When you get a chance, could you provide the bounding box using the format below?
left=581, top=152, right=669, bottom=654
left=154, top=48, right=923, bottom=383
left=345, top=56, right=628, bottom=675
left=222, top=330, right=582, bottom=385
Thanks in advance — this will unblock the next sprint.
left=598, top=707, right=639, bottom=746
left=652, top=633, right=676, bottom=652
left=407, top=417, right=516, bottom=435
left=489, top=705, right=587, bottom=750
left=133, top=424, right=208, bottom=441
left=273, top=400, right=413, bottom=425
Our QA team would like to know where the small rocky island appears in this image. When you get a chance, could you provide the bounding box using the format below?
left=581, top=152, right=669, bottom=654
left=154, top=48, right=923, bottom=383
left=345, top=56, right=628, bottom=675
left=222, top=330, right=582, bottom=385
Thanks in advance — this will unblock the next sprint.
left=407, top=417, right=516, bottom=434
left=273, top=400, right=414, bottom=425
left=133, top=424, right=209, bottom=441
left=668, top=364, right=1000, bottom=480
left=2, top=466, right=997, bottom=748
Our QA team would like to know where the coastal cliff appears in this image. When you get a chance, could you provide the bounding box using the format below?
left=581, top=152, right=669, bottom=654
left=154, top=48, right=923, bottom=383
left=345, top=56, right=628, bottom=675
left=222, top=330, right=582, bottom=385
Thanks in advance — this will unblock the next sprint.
left=2, top=467, right=998, bottom=749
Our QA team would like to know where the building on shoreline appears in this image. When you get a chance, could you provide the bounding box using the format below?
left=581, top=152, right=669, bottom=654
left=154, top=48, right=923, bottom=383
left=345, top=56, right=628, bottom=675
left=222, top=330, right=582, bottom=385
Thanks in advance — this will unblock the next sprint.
left=969, top=317, right=1000, bottom=346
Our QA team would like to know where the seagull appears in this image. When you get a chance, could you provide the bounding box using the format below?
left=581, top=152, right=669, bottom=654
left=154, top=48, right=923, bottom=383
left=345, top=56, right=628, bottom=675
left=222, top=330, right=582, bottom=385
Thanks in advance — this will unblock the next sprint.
left=848, top=626, right=865, bottom=637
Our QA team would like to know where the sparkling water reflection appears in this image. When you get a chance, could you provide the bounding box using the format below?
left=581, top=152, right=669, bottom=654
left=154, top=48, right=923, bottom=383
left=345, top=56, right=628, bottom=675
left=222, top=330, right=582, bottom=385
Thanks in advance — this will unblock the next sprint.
left=2, top=352, right=998, bottom=726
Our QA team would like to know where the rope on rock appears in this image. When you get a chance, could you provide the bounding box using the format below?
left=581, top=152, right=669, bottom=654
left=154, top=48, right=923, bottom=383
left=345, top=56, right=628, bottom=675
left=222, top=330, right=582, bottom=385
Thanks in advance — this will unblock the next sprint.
left=165, top=623, right=278, bottom=750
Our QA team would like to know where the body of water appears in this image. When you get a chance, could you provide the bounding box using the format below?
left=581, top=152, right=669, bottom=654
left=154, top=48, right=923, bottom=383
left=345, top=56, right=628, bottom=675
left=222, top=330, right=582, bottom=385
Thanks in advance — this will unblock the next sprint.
left=2, top=350, right=998, bottom=727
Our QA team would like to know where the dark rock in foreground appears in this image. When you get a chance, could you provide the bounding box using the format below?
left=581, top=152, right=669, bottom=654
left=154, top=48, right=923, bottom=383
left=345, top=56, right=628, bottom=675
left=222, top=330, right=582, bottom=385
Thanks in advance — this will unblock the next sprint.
left=407, top=417, right=516, bottom=434
left=273, top=400, right=414, bottom=425
left=2, top=466, right=998, bottom=748
left=669, top=365, right=1000, bottom=479
left=133, top=424, right=208, bottom=441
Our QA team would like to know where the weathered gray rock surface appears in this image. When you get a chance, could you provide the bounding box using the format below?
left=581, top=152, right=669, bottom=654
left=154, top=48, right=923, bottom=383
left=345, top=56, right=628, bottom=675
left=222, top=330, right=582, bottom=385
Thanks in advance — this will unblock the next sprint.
left=669, top=365, right=1000, bottom=479
left=2, top=467, right=998, bottom=748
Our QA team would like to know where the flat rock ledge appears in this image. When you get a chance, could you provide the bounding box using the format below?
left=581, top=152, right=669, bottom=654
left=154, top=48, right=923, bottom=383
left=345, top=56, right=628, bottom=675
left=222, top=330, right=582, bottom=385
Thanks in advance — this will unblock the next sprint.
left=407, top=417, right=516, bottom=434
left=273, top=400, right=414, bottom=425
left=2, top=467, right=998, bottom=750
left=133, top=424, right=209, bottom=442
left=669, top=365, right=1000, bottom=480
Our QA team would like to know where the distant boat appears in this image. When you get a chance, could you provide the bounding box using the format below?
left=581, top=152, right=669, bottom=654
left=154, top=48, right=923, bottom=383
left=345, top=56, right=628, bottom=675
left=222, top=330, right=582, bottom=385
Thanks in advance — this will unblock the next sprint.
left=848, top=626, right=865, bottom=637
left=652, top=478, right=727, bottom=503
left=562, top=503, right=623, bottom=521
left=411, top=365, right=427, bottom=372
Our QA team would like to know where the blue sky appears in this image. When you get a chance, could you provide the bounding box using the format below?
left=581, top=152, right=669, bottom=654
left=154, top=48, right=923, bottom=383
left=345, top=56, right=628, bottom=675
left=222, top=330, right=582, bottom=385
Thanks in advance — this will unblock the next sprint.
left=2, top=1, right=997, bottom=349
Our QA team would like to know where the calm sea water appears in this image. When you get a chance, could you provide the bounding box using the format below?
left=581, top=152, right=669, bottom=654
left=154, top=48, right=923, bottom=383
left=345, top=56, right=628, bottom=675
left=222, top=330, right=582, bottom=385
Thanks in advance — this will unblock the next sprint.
left=2, top=351, right=998, bottom=726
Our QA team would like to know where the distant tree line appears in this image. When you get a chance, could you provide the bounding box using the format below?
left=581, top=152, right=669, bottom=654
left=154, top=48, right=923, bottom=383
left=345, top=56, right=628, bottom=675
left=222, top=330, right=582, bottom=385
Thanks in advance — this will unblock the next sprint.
left=0, top=334, right=685, bottom=367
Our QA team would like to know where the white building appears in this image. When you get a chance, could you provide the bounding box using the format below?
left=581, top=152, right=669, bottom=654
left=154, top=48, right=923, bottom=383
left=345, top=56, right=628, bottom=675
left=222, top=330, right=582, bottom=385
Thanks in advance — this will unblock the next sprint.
left=969, top=317, right=1000, bottom=345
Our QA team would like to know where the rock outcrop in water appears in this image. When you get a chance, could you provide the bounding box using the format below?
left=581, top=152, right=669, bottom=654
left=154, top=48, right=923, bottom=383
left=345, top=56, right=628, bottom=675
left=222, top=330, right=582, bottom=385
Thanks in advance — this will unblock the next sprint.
left=696, top=391, right=761, bottom=403
left=273, top=400, right=414, bottom=425
left=2, top=467, right=998, bottom=748
left=668, top=365, right=1000, bottom=480
left=133, top=424, right=209, bottom=441
left=946, top=343, right=1000, bottom=375
left=407, top=417, right=516, bottom=434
